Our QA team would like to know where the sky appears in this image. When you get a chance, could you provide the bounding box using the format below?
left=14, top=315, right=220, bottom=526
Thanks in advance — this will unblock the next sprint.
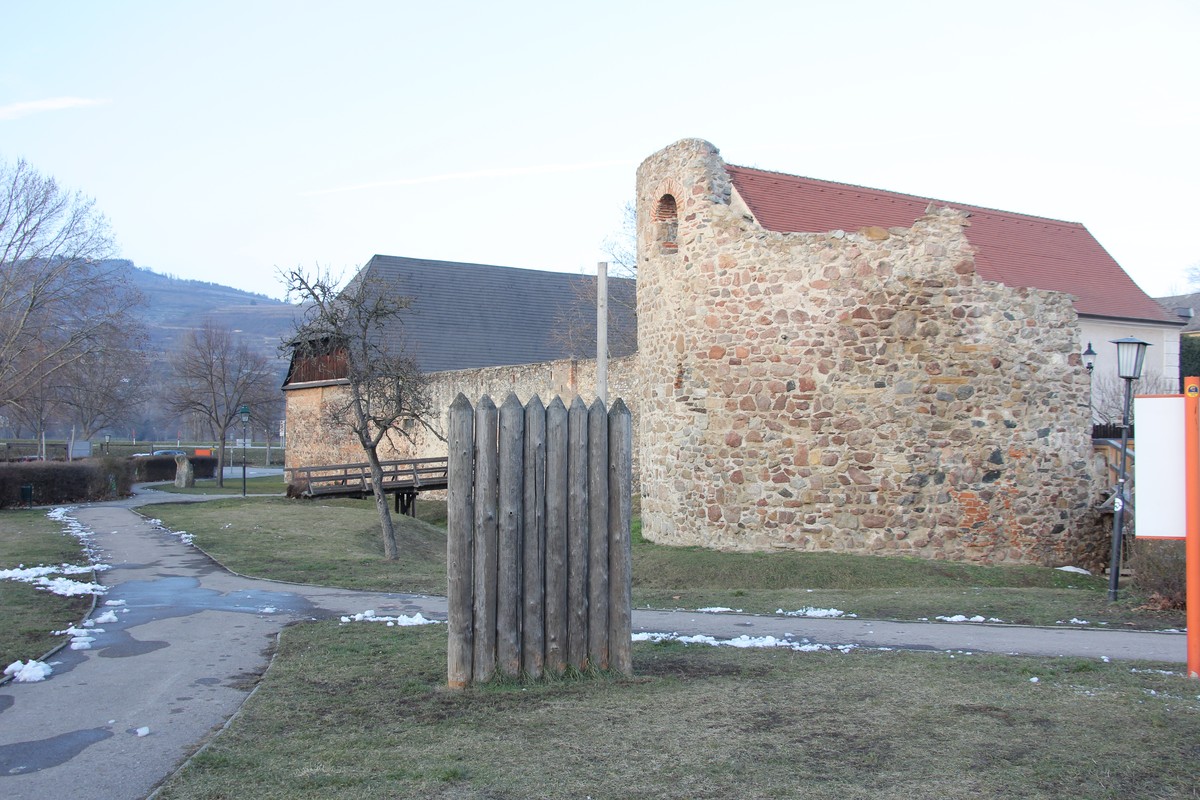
left=1, top=1, right=1197, bottom=301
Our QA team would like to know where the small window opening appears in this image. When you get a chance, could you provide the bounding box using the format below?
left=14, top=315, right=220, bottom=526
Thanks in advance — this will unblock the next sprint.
left=654, top=194, right=678, bottom=252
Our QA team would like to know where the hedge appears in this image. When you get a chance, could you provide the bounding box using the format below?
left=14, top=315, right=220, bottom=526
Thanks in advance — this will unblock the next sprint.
left=132, top=456, right=217, bottom=482
left=0, top=458, right=135, bottom=508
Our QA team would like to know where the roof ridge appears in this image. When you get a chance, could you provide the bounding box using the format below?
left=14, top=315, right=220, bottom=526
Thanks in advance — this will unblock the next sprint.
left=726, top=163, right=1085, bottom=230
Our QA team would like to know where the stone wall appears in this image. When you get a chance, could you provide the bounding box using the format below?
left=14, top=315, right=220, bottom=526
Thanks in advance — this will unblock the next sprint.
left=284, top=355, right=640, bottom=475
left=634, top=138, right=1104, bottom=566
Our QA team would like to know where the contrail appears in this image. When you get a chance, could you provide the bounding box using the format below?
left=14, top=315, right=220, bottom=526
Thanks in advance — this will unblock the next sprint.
left=0, top=97, right=109, bottom=121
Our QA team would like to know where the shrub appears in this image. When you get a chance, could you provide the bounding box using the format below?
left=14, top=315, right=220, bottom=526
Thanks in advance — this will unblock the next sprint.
left=0, top=458, right=135, bottom=508
left=1129, top=539, right=1186, bottom=610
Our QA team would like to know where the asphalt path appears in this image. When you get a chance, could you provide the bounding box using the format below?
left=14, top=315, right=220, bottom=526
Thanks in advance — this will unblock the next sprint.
left=0, top=486, right=1188, bottom=799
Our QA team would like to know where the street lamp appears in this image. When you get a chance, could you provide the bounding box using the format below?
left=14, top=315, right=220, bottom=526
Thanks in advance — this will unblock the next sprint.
left=239, top=404, right=251, bottom=498
left=1082, top=342, right=1097, bottom=375
left=1107, top=337, right=1150, bottom=601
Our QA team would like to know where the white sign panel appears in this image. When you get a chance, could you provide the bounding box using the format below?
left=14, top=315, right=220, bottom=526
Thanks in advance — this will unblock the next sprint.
left=1134, top=396, right=1187, bottom=539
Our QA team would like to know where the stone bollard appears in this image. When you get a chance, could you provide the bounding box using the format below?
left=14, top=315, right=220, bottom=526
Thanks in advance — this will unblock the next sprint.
left=174, top=455, right=195, bottom=488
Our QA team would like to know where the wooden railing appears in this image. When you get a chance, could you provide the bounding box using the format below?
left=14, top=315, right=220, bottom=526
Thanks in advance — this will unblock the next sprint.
left=1093, top=439, right=1134, bottom=514
left=288, top=456, right=448, bottom=514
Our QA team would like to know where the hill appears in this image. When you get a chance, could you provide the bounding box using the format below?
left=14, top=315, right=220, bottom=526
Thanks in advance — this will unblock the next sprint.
left=112, top=260, right=303, bottom=367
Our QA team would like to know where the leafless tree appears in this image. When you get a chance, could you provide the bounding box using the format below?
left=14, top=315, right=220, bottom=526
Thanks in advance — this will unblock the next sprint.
left=55, top=321, right=150, bottom=439
left=551, top=201, right=638, bottom=358
left=282, top=266, right=436, bottom=560
left=1089, top=373, right=1179, bottom=426
left=0, top=158, right=140, bottom=409
left=167, top=321, right=278, bottom=486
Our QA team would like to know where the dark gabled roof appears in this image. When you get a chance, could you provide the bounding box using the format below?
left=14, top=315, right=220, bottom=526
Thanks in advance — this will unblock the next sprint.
left=309, top=255, right=636, bottom=375
left=726, top=165, right=1179, bottom=326
left=1155, top=291, right=1200, bottom=333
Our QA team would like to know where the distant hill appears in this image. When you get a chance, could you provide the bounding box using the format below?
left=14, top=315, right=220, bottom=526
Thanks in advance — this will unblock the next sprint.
left=111, top=260, right=303, bottom=367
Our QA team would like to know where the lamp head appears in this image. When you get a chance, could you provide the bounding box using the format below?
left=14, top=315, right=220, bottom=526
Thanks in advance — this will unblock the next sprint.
left=1110, top=337, right=1150, bottom=381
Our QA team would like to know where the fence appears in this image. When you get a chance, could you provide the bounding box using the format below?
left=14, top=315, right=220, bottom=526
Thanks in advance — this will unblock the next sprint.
left=447, top=393, right=633, bottom=688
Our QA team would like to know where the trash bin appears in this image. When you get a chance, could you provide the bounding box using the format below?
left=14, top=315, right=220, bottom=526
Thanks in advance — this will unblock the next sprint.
left=20, top=484, right=33, bottom=507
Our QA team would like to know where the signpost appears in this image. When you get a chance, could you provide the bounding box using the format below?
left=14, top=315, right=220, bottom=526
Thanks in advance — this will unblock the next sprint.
left=1133, top=376, right=1200, bottom=677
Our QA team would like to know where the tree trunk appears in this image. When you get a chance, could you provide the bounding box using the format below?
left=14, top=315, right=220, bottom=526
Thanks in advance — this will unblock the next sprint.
left=364, top=444, right=399, bottom=559
left=216, top=439, right=227, bottom=487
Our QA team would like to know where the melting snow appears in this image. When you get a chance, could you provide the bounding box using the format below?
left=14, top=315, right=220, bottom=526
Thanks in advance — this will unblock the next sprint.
left=339, top=610, right=441, bottom=627
left=697, top=607, right=740, bottom=613
left=0, top=509, right=110, bottom=598
left=776, top=607, right=857, bottom=619
left=634, top=631, right=857, bottom=653
left=1055, top=566, right=1092, bottom=575
left=4, top=659, right=52, bottom=682
left=935, top=615, right=1003, bottom=623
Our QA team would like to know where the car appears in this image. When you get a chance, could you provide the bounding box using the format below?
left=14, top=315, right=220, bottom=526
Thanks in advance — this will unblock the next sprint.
left=152, top=449, right=187, bottom=456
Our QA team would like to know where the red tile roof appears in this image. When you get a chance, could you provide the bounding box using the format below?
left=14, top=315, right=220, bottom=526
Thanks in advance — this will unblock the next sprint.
left=726, top=165, right=1176, bottom=324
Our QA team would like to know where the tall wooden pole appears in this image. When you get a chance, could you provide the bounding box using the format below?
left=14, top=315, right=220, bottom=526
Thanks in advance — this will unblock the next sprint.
left=597, top=261, right=608, bottom=404
left=446, top=394, right=475, bottom=689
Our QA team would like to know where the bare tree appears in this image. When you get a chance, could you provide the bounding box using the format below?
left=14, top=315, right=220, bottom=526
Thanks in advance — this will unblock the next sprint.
left=551, top=201, right=639, bottom=358
left=55, top=321, right=150, bottom=438
left=1090, top=373, right=1179, bottom=426
left=167, top=321, right=277, bottom=486
left=0, top=158, right=139, bottom=408
left=282, top=266, right=435, bottom=560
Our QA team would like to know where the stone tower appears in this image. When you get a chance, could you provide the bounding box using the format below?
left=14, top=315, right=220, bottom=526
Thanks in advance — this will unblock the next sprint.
left=634, top=139, right=1103, bottom=565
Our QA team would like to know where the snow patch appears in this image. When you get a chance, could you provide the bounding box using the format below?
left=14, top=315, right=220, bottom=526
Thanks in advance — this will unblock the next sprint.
left=1055, top=566, right=1092, bottom=575
left=4, top=659, right=52, bottom=682
left=634, top=631, right=857, bottom=653
left=935, top=615, right=1003, bottom=623
left=696, top=607, right=740, bottom=613
left=776, top=607, right=857, bottom=619
left=339, top=610, right=440, bottom=627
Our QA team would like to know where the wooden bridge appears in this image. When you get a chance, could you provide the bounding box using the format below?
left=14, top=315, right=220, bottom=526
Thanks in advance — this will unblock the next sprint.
left=288, top=456, right=448, bottom=515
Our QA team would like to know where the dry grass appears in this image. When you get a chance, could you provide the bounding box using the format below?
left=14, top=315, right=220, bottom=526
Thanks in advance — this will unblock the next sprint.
left=156, top=623, right=1200, bottom=800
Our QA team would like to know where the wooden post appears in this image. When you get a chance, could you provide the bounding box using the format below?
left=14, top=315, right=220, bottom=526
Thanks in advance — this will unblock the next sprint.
left=608, top=399, right=634, bottom=676
left=446, top=394, right=474, bottom=689
left=472, top=395, right=499, bottom=683
left=544, top=397, right=569, bottom=675
left=566, top=396, right=590, bottom=671
left=587, top=398, right=610, bottom=670
left=522, top=395, right=547, bottom=679
left=496, top=393, right=524, bottom=678
left=597, top=261, right=608, bottom=404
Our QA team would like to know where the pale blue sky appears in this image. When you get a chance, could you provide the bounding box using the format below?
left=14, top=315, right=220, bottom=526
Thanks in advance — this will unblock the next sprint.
left=2, top=0, right=1197, bottom=300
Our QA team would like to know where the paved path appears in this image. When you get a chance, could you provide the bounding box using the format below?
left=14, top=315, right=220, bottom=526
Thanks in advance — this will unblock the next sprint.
left=0, top=491, right=1188, bottom=799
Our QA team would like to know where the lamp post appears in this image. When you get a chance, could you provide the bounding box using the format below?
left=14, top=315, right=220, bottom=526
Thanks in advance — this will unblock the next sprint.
left=239, top=404, right=250, bottom=498
left=1107, top=337, right=1150, bottom=601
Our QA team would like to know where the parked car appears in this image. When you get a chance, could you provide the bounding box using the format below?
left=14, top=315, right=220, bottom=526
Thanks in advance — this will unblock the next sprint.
left=152, top=449, right=187, bottom=456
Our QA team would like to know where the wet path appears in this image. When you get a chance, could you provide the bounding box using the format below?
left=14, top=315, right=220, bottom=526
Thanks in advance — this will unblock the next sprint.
left=0, top=503, right=445, bottom=800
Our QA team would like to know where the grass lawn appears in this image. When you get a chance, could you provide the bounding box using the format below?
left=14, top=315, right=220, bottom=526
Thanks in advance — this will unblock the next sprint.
left=0, top=509, right=93, bottom=667
left=145, top=497, right=447, bottom=593
left=147, top=497, right=1185, bottom=629
left=155, top=622, right=1200, bottom=800
left=146, top=475, right=289, bottom=496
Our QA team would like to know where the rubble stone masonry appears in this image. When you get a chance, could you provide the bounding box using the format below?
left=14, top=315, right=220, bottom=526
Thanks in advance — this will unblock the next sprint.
left=634, top=139, right=1104, bottom=565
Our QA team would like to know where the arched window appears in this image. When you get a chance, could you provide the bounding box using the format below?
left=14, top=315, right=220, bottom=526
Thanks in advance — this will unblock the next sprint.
left=654, top=194, right=678, bottom=252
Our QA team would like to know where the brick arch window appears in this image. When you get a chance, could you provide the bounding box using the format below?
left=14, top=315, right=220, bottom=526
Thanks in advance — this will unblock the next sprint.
left=654, top=194, right=678, bottom=253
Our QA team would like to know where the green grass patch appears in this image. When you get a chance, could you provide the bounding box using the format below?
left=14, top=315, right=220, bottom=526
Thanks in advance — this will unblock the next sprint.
left=0, top=509, right=93, bottom=666
left=156, top=622, right=1200, bottom=800
left=147, top=475, right=288, bottom=496
left=147, top=498, right=446, bottom=593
